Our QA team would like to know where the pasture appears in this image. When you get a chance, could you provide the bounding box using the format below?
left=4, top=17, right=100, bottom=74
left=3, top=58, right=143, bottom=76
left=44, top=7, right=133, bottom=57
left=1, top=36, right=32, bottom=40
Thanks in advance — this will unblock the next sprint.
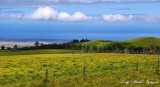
left=0, top=51, right=160, bottom=87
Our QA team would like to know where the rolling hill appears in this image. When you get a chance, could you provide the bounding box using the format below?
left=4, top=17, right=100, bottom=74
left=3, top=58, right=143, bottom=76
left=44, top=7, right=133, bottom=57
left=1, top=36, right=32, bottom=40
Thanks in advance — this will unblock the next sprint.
left=77, top=37, right=160, bottom=49
left=127, top=37, right=160, bottom=47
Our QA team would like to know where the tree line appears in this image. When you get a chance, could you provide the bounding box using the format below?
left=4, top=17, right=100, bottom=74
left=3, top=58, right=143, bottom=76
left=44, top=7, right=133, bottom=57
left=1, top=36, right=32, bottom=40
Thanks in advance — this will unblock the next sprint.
left=80, top=43, right=160, bottom=54
left=1, top=39, right=160, bottom=54
left=0, top=39, right=89, bottom=50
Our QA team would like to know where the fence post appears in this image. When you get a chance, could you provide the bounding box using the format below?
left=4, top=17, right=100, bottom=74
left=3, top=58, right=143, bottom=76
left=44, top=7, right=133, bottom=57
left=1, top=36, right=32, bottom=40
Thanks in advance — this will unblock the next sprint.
left=44, top=69, right=49, bottom=83
left=156, top=60, right=160, bottom=75
left=83, top=66, right=86, bottom=78
left=46, top=69, right=48, bottom=79
left=110, top=63, right=114, bottom=73
left=136, top=61, right=138, bottom=71
left=158, top=60, right=159, bottom=68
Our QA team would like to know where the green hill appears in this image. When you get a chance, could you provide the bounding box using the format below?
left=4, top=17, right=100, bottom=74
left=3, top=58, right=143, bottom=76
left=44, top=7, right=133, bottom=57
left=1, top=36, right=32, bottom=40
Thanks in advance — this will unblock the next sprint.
left=127, top=37, right=160, bottom=47
left=77, top=37, right=160, bottom=49
left=78, top=40, right=113, bottom=49
left=83, top=40, right=112, bottom=46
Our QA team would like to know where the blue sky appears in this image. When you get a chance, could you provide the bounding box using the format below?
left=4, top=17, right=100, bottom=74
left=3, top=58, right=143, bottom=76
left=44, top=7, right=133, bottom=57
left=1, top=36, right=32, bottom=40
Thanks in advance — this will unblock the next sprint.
left=0, top=0, right=160, bottom=41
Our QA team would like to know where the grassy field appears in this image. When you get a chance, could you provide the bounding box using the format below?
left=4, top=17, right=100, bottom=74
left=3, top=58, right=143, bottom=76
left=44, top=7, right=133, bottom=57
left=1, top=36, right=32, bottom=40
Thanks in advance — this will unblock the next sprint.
left=76, top=37, right=160, bottom=49
left=0, top=51, right=160, bottom=87
left=0, top=49, right=79, bottom=56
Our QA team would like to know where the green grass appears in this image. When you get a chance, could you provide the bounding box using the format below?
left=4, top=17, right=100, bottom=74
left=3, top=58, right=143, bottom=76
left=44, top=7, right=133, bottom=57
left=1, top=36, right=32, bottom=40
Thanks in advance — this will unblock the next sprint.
left=77, top=37, right=160, bottom=49
left=78, top=40, right=113, bottom=46
left=0, top=53, right=160, bottom=87
left=127, top=37, right=160, bottom=47
left=0, top=49, right=79, bottom=56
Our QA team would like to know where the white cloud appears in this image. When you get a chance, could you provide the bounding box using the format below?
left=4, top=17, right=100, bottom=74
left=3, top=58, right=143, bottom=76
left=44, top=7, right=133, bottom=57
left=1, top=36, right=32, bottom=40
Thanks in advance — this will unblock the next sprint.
left=0, top=14, right=22, bottom=19
left=1, top=7, right=160, bottom=23
left=102, top=14, right=134, bottom=22
left=23, top=6, right=92, bottom=21
left=144, top=17, right=160, bottom=23
left=58, top=12, right=91, bottom=21
left=23, top=7, right=58, bottom=20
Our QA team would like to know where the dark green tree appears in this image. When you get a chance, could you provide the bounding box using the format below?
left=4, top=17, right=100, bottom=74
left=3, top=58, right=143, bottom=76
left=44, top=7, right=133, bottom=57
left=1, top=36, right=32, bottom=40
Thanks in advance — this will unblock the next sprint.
left=35, top=42, right=39, bottom=47
left=13, top=45, right=18, bottom=50
left=92, top=46, right=98, bottom=53
left=7, top=47, right=12, bottom=50
left=72, top=39, right=79, bottom=43
left=1, top=45, right=5, bottom=50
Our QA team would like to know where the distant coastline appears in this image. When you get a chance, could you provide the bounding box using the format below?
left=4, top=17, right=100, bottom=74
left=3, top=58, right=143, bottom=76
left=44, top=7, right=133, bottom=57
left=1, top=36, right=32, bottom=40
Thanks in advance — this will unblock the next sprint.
left=0, top=39, right=71, bottom=47
left=0, top=41, right=48, bottom=48
left=0, top=38, right=71, bottom=42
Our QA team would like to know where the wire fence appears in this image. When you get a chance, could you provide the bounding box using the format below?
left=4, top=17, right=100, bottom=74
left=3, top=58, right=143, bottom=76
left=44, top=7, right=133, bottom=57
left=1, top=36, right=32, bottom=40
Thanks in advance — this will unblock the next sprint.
left=42, top=60, right=160, bottom=82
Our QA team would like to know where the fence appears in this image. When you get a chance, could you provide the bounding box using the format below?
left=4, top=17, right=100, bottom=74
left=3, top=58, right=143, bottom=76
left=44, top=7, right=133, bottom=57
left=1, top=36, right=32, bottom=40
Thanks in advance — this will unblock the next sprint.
left=43, top=60, right=160, bottom=83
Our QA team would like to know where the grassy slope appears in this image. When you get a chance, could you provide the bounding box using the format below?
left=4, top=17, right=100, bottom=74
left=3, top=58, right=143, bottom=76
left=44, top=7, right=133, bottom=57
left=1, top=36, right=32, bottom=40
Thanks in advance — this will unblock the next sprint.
left=0, top=53, right=160, bottom=87
left=83, top=40, right=113, bottom=48
left=75, top=40, right=113, bottom=49
left=0, top=49, right=79, bottom=56
left=127, top=37, right=160, bottom=47
left=78, top=37, right=160, bottom=48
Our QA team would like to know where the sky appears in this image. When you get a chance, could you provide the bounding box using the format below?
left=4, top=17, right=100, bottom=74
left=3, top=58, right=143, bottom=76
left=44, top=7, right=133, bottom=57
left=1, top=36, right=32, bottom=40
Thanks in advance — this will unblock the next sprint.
left=0, top=0, right=160, bottom=41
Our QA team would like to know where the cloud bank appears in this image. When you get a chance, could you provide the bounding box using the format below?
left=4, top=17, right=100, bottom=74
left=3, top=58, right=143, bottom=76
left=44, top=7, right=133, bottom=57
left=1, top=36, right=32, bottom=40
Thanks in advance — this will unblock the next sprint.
left=0, top=6, right=160, bottom=23
left=23, top=7, right=92, bottom=21
left=0, top=7, right=92, bottom=21
left=23, top=7, right=58, bottom=21
left=102, top=14, right=134, bottom=22
left=144, top=17, right=160, bottom=23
